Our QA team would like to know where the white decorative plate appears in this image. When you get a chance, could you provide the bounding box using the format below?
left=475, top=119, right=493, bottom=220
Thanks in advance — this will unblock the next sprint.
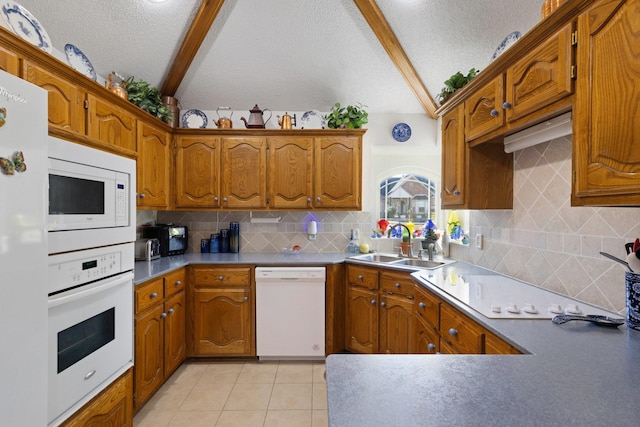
left=491, top=31, right=521, bottom=62
left=392, top=123, right=411, bottom=142
left=1, top=2, right=52, bottom=53
left=181, top=109, right=208, bottom=128
left=64, top=44, right=97, bottom=81
left=300, top=110, right=327, bottom=129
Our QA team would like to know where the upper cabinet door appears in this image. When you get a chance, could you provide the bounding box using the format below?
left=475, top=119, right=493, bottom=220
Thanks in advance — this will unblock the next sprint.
left=174, top=136, right=221, bottom=208
left=464, top=75, right=504, bottom=141
left=441, top=105, right=466, bottom=208
left=268, top=137, right=313, bottom=209
left=573, top=0, right=640, bottom=205
left=23, top=60, right=85, bottom=134
left=0, top=45, right=18, bottom=75
left=314, top=136, right=362, bottom=209
left=87, top=93, right=136, bottom=154
left=221, top=137, right=267, bottom=209
left=505, top=23, right=574, bottom=123
left=137, top=121, right=170, bottom=209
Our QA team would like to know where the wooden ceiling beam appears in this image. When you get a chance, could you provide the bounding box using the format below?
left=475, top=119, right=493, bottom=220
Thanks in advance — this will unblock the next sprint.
left=352, top=0, right=438, bottom=118
left=160, top=0, right=226, bottom=96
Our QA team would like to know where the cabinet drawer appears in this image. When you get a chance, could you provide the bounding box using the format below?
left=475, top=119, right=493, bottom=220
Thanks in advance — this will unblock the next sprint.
left=191, top=266, right=251, bottom=286
left=135, top=277, right=164, bottom=313
left=380, top=270, right=414, bottom=297
left=440, top=303, right=483, bottom=354
left=415, top=315, right=439, bottom=354
left=164, top=268, right=186, bottom=297
left=414, top=285, right=439, bottom=330
left=346, top=265, right=378, bottom=289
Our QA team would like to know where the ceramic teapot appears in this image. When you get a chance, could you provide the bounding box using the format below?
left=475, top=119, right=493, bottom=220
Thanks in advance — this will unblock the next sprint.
left=214, top=107, right=233, bottom=128
left=277, top=112, right=296, bottom=129
left=240, top=104, right=272, bottom=128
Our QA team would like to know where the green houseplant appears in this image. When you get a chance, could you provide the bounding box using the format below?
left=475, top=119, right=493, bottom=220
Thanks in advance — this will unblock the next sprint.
left=325, top=102, right=368, bottom=129
left=124, top=76, right=171, bottom=123
left=437, top=68, right=479, bottom=105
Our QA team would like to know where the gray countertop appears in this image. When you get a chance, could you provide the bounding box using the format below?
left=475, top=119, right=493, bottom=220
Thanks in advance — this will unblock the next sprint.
left=326, top=262, right=640, bottom=426
left=134, top=252, right=349, bottom=284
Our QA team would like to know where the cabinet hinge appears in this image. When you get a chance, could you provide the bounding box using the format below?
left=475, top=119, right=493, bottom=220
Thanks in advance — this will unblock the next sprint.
left=570, top=65, right=577, bottom=79
left=83, top=99, right=89, bottom=109
left=571, top=31, right=578, bottom=46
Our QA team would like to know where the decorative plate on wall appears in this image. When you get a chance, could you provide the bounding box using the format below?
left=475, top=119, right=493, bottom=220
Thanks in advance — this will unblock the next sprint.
left=491, top=31, right=521, bottom=62
left=1, top=1, right=52, bottom=53
left=181, top=109, right=208, bottom=128
left=392, top=123, right=411, bottom=142
left=300, top=110, right=326, bottom=129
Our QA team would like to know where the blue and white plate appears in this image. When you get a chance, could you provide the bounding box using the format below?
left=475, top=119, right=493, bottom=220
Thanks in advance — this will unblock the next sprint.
left=392, top=123, right=411, bottom=142
left=491, top=31, right=521, bottom=62
left=1, top=1, right=52, bottom=53
left=300, top=110, right=326, bottom=129
left=64, top=44, right=97, bottom=81
left=181, top=109, right=208, bottom=128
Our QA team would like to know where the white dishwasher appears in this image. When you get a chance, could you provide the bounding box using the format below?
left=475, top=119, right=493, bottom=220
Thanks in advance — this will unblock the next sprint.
left=255, top=267, right=326, bottom=360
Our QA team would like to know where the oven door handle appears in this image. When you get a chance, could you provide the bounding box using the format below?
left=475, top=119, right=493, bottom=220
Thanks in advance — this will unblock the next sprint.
left=48, top=272, right=134, bottom=308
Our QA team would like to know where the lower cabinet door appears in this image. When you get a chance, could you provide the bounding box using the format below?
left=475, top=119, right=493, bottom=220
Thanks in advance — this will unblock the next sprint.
left=164, top=291, right=186, bottom=375
left=415, top=316, right=439, bottom=354
left=379, top=293, right=414, bottom=354
left=192, top=287, right=253, bottom=356
left=134, top=304, right=164, bottom=410
left=345, top=286, right=378, bottom=354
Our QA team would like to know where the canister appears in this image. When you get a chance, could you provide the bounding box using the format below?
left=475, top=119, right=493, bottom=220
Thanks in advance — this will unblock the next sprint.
left=200, top=238, right=210, bottom=253
left=220, top=229, right=229, bottom=253
left=230, top=222, right=240, bottom=253
left=210, top=233, right=220, bottom=253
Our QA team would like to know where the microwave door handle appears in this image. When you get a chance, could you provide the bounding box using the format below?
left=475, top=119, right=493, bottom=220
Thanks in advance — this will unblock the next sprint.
left=48, top=272, right=134, bottom=308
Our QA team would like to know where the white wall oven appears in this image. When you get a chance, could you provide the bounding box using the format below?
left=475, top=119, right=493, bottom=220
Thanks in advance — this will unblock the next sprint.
left=47, top=243, right=134, bottom=426
left=47, top=136, right=135, bottom=254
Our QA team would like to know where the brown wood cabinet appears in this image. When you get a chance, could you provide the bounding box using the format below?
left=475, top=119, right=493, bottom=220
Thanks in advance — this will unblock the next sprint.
left=573, top=0, right=640, bottom=206
left=314, top=136, right=362, bottom=209
left=174, top=135, right=221, bottom=208
left=268, top=136, right=314, bottom=209
left=188, top=265, right=255, bottom=356
left=465, top=75, right=504, bottom=142
left=439, top=302, right=484, bottom=354
left=220, top=137, right=267, bottom=209
left=60, top=369, right=133, bottom=427
left=0, top=44, right=18, bottom=75
left=136, top=121, right=170, bottom=209
left=22, top=60, right=86, bottom=134
left=345, top=265, right=379, bottom=354
left=441, top=105, right=466, bottom=207
left=87, top=93, right=137, bottom=155
left=134, top=269, right=186, bottom=411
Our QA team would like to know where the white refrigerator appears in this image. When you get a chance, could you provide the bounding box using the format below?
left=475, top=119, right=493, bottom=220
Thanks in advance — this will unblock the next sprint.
left=0, top=70, right=48, bottom=424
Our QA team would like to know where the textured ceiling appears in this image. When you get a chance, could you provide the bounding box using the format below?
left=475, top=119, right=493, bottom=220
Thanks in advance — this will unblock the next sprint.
left=6, top=0, right=543, bottom=114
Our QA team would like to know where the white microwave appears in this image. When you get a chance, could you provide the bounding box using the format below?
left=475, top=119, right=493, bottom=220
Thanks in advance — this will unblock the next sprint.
left=48, top=137, right=136, bottom=254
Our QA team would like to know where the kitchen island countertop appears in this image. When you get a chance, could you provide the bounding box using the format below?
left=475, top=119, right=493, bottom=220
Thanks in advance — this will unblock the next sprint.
left=326, top=262, right=640, bottom=426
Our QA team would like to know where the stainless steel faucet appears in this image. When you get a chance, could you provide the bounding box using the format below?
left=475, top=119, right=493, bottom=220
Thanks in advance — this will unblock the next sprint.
left=427, top=242, right=435, bottom=261
left=387, top=223, right=414, bottom=257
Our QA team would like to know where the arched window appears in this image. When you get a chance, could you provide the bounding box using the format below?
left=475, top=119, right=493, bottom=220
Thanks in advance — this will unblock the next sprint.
left=379, top=174, right=437, bottom=223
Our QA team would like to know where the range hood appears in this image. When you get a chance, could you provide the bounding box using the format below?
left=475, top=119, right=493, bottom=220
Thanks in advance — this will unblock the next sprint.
left=504, top=112, right=572, bottom=153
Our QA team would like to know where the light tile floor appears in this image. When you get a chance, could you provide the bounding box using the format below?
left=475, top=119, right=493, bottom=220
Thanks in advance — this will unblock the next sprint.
left=133, top=360, right=328, bottom=427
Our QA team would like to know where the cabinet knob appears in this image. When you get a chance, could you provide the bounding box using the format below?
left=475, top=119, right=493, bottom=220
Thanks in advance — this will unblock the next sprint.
left=418, top=302, right=426, bottom=309
left=175, top=280, right=182, bottom=286
left=448, top=328, right=458, bottom=336
left=381, top=301, right=386, bottom=308
left=138, top=193, right=146, bottom=199
left=307, top=197, right=312, bottom=203
left=168, top=308, right=174, bottom=314
left=160, top=312, right=167, bottom=318
left=394, top=282, right=400, bottom=288
left=358, top=274, right=364, bottom=280
left=243, top=296, right=249, bottom=301
left=218, top=275, right=224, bottom=281
left=223, top=197, right=228, bottom=202
left=490, top=109, right=499, bottom=117
left=150, top=292, right=158, bottom=299
left=502, top=101, right=512, bottom=109
left=453, top=190, right=460, bottom=195
left=316, top=197, right=321, bottom=202
left=214, top=196, right=219, bottom=201
left=370, top=299, right=376, bottom=305
left=428, top=343, right=436, bottom=352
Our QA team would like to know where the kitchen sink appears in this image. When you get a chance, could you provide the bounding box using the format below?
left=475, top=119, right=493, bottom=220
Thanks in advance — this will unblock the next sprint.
left=349, top=253, right=401, bottom=263
left=390, top=259, right=445, bottom=269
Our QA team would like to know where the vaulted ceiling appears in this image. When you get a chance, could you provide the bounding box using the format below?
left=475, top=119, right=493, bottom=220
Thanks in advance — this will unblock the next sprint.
left=5, top=0, right=543, bottom=116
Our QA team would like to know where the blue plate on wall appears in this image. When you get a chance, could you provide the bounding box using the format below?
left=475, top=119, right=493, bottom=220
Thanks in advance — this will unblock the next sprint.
left=64, top=44, right=97, bottom=81
left=392, top=123, right=411, bottom=142
left=181, top=109, right=208, bottom=128
left=491, top=31, right=521, bottom=62
left=1, top=1, right=52, bottom=53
